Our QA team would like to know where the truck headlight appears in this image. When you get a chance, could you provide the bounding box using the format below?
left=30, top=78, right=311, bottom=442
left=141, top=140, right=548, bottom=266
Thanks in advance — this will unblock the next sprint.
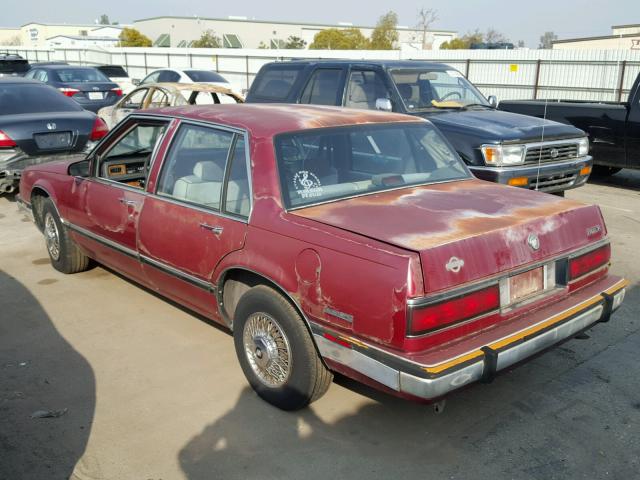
left=481, top=144, right=526, bottom=166
left=577, top=137, right=589, bottom=156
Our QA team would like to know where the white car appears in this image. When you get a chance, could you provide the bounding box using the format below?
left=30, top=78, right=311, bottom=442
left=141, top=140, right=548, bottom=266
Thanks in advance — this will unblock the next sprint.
left=96, top=65, right=137, bottom=95
left=134, top=68, right=242, bottom=97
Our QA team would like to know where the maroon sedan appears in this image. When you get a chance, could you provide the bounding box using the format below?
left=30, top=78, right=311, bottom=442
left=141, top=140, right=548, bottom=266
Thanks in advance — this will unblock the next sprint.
left=18, top=104, right=627, bottom=410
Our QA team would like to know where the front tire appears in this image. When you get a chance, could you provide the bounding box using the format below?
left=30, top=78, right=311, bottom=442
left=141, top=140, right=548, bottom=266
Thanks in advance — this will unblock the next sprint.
left=41, top=198, right=90, bottom=274
left=233, top=285, right=332, bottom=410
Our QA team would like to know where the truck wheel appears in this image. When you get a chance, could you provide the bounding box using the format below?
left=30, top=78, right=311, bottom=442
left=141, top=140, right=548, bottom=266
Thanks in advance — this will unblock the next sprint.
left=233, top=285, right=333, bottom=410
left=592, top=166, right=622, bottom=177
left=41, top=198, right=90, bottom=274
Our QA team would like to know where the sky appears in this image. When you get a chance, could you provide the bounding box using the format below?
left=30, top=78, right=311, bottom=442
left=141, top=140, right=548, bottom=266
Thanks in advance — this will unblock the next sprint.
left=3, top=0, right=640, bottom=47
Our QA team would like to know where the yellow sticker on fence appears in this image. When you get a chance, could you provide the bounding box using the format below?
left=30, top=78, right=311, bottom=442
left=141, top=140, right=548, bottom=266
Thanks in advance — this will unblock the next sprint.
left=510, top=64, right=518, bottom=72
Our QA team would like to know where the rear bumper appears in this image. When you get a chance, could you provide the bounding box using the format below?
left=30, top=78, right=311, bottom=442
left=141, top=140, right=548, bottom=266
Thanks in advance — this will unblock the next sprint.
left=469, top=155, right=592, bottom=193
left=313, top=277, right=627, bottom=401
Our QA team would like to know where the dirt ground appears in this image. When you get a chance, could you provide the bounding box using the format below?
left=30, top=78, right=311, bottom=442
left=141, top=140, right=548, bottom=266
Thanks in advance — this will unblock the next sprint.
left=1, top=172, right=639, bottom=480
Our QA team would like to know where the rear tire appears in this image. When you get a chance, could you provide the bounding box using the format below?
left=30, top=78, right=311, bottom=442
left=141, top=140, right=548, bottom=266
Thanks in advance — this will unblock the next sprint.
left=233, top=285, right=332, bottom=410
left=41, top=198, right=90, bottom=274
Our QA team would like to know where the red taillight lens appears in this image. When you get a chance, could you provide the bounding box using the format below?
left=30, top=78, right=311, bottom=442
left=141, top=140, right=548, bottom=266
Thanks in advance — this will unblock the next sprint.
left=111, top=87, right=123, bottom=96
left=89, top=117, right=109, bottom=141
left=59, top=87, right=80, bottom=97
left=0, top=130, right=16, bottom=148
left=569, top=244, right=610, bottom=280
left=409, top=284, right=500, bottom=335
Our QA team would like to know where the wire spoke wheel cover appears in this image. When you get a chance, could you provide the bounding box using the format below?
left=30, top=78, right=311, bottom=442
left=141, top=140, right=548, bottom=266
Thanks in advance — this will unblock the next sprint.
left=44, top=213, right=61, bottom=261
left=242, top=312, right=292, bottom=387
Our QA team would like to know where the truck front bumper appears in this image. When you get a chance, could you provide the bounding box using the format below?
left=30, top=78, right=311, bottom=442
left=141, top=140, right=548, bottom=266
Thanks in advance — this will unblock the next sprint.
left=469, top=155, right=593, bottom=193
left=313, top=276, right=627, bottom=401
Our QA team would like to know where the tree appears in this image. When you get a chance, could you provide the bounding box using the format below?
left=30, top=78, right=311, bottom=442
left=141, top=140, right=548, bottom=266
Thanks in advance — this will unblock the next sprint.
left=369, top=11, right=399, bottom=50
left=99, top=14, right=110, bottom=25
left=539, top=31, right=557, bottom=49
left=309, top=28, right=368, bottom=49
left=191, top=30, right=221, bottom=48
left=284, top=36, right=306, bottom=49
left=441, top=29, right=483, bottom=49
left=118, top=28, right=152, bottom=47
left=0, top=34, right=21, bottom=46
left=415, top=7, right=438, bottom=49
left=484, top=28, right=508, bottom=44
left=517, top=40, right=525, bottom=48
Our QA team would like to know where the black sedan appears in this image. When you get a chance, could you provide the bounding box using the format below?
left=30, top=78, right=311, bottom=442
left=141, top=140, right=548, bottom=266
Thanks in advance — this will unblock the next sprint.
left=24, top=64, right=122, bottom=112
left=0, top=78, right=108, bottom=194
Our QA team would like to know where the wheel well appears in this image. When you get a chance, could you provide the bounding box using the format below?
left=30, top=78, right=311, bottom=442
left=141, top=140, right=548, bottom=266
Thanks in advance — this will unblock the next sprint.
left=220, top=269, right=303, bottom=331
left=30, top=187, right=50, bottom=232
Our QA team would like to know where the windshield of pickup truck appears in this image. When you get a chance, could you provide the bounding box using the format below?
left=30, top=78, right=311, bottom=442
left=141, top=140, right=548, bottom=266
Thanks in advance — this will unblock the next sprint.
left=390, top=68, right=489, bottom=111
left=275, top=122, right=470, bottom=209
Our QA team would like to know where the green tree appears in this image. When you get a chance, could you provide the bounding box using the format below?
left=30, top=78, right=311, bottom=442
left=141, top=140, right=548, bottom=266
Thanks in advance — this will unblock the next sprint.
left=284, top=36, right=307, bottom=49
left=118, top=28, right=152, bottom=47
left=99, top=14, right=110, bottom=25
left=369, top=11, right=399, bottom=50
left=309, top=28, right=368, bottom=49
left=440, top=30, right=485, bottom=49
left=191, top=30, right=222, bottom=48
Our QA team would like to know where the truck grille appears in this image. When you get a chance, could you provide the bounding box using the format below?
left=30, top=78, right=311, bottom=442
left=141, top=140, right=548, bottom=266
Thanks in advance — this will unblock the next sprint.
left=525, top=143, right=579, bottom=164
left=529, top=172, right=577, bottom=192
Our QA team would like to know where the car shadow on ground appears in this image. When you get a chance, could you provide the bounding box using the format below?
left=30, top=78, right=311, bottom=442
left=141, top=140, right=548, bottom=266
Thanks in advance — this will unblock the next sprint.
left=0, top=270, right=95, bottom=480
left=588, top=169, right=640, bottom=192
left=178, top=286, right=639, bottom=480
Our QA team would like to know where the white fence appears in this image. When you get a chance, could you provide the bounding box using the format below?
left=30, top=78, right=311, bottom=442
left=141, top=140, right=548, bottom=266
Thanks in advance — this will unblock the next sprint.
left=4, top=46, right=640, bottom=102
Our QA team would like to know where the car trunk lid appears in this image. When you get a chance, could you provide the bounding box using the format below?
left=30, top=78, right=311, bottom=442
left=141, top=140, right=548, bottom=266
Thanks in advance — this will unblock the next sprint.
left=292, top=179, right=606, bottom=293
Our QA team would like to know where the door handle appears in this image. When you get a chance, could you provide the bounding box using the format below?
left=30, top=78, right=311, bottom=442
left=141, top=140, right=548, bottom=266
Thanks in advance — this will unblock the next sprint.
left=119, top=199, right=138, bottom=207
left=199, top=223, right=223, bottom=235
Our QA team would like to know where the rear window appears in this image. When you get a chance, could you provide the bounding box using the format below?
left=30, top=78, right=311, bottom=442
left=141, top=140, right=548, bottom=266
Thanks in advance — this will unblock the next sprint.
left=184, top=70, right=227, bottom=83
left=56, top=68, right=110, bottom=83
left=97, top=65, right=128, bottom=78
left=0, top=84, right=82, bottom=115
left=0, top=59, right=30, bottom=75
left=250, top=66, right=303, bottom=100
left=275, top=123, right=470, bottom=209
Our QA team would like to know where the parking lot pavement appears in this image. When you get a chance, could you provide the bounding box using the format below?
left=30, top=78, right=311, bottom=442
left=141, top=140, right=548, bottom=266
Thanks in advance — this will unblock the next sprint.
left=1, top=174, right=639, bottom=480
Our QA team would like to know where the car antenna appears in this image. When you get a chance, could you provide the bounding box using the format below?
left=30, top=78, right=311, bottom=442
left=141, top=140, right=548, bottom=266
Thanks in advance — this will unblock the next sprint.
left=534, top=97, right=549, bottom=191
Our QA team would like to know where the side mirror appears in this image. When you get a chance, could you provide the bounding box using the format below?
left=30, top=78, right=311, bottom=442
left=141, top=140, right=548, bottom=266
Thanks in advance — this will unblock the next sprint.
left=375, top=98, right=392, bottom=112
left=132, top=78, right=140, bottom=86
left=487, top=95, right=498, bottom=108
left=68, top=159, right=91, bottom=178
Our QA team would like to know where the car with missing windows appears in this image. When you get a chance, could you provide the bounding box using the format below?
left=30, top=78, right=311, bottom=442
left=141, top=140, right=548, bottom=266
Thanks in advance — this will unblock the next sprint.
left=18, top=104, right=627, bottom=410
left=98, top=82, right=244, bottom=130
left=135, top=68, right=242, bottom=97
left=0, top=77, right=107, bottom=194
left=24, top=64, right=123, bottom=113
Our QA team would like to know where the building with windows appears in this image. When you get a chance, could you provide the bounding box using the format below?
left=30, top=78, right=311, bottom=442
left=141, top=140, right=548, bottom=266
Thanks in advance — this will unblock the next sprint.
left=133, top=16, right=457, bottom=50
left=0, top=23, right=125, bottom=48
left=553, top=24, right=640, bottom=50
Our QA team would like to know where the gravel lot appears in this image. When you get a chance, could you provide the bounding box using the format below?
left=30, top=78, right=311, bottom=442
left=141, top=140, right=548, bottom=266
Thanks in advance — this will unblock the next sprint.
left=1, top=172, right=639, bottom=480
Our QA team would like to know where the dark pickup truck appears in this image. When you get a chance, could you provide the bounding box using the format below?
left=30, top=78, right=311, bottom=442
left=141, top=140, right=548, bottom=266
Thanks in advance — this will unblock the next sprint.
left=500, top=73, right=640, bottom=176
left=246, top=60, right=592, bottom=194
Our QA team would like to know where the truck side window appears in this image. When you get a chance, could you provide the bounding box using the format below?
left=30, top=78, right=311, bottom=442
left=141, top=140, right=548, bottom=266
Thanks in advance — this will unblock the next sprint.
left=345, top=70, right=392, bottom=110
left=299, top=69, right=342, bottom=105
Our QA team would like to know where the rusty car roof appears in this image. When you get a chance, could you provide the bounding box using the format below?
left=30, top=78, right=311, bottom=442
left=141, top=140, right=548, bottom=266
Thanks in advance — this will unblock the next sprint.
left=139, top=82, right=244, bottom=102
left=145, top=103, right=424, bottom=137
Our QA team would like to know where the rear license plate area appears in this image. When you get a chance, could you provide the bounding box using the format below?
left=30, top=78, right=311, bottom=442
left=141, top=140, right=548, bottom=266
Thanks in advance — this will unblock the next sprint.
left=500, top=263, right=556, bottom=307
left=34, top=132, right=72, bottom=150
left=88, top=92, right=103, bottom=100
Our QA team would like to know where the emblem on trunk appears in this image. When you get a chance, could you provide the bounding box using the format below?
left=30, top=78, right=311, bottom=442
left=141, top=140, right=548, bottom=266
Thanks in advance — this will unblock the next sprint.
left=446, top=257, right=465, bottom=273
left=586, top=225, right=602, bottom=237
left=46, top=123, right=56, bottom=130
left=527, top=233, right=540, bottom=251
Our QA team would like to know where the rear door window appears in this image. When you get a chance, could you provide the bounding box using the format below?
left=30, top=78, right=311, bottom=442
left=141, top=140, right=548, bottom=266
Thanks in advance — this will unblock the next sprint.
left=157, top=70, right=181, bottom=82
left=299, top=68, right=343, bottom=106
left=250, top=66, right=302, bottom=100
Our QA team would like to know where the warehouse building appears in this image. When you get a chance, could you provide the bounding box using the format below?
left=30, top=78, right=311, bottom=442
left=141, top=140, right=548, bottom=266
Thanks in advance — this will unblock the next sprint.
left=0, top=23, right=124, bottom=48
left=553, top=24, right=640, bottom=50
left=133, top=15, right=457, bottom=50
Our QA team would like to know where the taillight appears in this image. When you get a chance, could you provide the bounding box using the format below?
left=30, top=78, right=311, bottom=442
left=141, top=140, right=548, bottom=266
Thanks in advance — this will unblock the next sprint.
left=59, top=87, right=80, bottom=97
left=89, top=117, right=109, bottom=141
left=111, top=87, right=123, bottom=96
left=569, top=244, right=610, bottom=280
left=408, top=284, right=500, bottom=335
left=0, top=130, right=16, bottom=148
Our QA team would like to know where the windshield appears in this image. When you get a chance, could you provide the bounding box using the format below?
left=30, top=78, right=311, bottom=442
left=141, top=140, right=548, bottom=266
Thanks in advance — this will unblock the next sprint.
left=185, top=70, right=227, bottom=83
left=390, top=68, right=489, bottom=111
left=56, top=68, right=110, bottom=83
left=275, top=123, right=470, bottom=209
